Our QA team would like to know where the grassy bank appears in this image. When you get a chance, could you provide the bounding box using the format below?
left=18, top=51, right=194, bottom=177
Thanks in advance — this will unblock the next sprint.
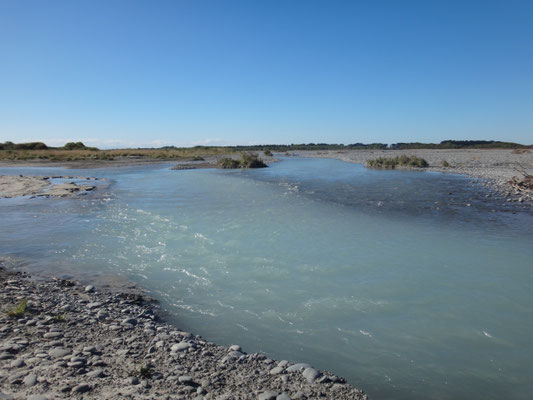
left=0, top=147, right=233, bottom=162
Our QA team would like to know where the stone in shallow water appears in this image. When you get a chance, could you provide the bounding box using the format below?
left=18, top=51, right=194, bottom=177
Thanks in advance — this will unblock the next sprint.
left=84, top=285, right=95, bottom=293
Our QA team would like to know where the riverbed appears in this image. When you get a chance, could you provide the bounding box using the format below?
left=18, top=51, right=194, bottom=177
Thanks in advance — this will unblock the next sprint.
left=1, top=158, right=532, bottom=400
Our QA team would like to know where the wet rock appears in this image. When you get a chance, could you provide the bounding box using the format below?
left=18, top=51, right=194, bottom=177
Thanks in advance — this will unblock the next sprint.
left=85, top=285, right=95, bottom=293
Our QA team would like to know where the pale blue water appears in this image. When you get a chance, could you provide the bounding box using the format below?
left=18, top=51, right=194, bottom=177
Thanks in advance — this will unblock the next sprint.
left=1, top=158, right=532, bottom=400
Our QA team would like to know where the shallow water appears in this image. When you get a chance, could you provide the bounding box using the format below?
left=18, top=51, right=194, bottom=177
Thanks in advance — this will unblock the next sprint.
left=1, top=158, right=532, bottom=400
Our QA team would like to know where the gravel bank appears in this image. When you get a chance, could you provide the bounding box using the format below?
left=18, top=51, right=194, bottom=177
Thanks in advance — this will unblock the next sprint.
left=297, top=149, right=533, bottom=204
left=0, top=176, right=100, bottom=198
left=0, top=266, right=367, bottom=400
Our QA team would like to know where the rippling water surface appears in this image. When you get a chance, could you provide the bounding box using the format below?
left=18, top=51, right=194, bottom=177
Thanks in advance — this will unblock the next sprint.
left=1, top=158, right=533, bottom=400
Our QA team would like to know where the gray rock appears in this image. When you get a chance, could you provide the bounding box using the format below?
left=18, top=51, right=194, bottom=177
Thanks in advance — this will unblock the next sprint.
left=27, top=396, right=48, bottom=400
left=67, top=361, right=85, bottom=368
left=85, top=285, right=95, bottom=293
left=49, top=348, right=71, bottom=358
left=0, top=392, right=14, bottom=400
left=87, top=302, right=102, bottom=309
left=122, top=318, right=137, bottom=326
left=277, top=395, right=292, bottom=400
left=86, top=368, right=104, bottom=378
left=227, top=350, right=243, bottom=358
left=229, top=344, right=241, bottom=352
left=269, top=367, right=284, bottom=375
left=128, top=376, right=139, bottom=385
left=72, top=383, right=91, bottom=393
left=9, top=358, right=25, bottom=368
left=258, top=391, right=279, bottom=400
left=286, top=363, right=311, bottom=372
left=178, top=375, right=194, bottom=384
left=43, top=332, right=62, bottom=339
left=23, top=374, right=37, bottom=386
left=302, top=367, right=321, bottom=383
left=171, top=342, right=191, bottom=352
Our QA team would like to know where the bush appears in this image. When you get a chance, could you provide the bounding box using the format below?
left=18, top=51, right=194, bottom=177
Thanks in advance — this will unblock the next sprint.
left=217, top=158, right=241, bottom=169
left=441, top=160, right=451, bottom=167
left=216, top=154, right=268, bottom=169
left=240, top=153, right=268, bottom=168
left=263, top=149, right=273, bottom=156
left=366, top=155, right=428, bottom=169
left=63, top=142, right=99, bottom=151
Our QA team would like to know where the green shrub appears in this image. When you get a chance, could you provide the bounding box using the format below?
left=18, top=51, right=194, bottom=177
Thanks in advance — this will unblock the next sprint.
left=366, top=155, right=428, bottom=169
left=217, top=154, right=268, bottom=169
left=6, top=299, right=28, bottom=318
left=131, top=364, right=153, bottom=379
left=263, top=149, right=273, bottom=156
left=217, top=158, right=241, bottom=169
left=240, top=153, right=267, bottom=168
left=441, top=160, right=451, bottom=167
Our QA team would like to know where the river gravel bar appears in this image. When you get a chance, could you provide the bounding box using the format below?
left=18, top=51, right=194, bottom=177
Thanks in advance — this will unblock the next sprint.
left=0, top=266, right=367, bottom=400
left=298, top=149, right=533, bottom=204
left=0, top=176, right=98, bottom=198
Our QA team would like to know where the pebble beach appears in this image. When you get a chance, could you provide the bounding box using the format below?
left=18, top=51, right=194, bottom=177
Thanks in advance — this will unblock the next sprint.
left=0, top=265, right=368, bottom=400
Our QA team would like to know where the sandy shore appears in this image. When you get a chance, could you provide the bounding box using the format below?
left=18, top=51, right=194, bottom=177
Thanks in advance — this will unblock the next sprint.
left=296, top=149, right=533, bottom=204
left=0, top=265, right=367, bottom=400
left=0, top=176, right=99, bottom=198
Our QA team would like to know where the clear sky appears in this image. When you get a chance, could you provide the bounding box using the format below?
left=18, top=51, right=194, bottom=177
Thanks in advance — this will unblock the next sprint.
left=1, top=0, right=532, bottom=148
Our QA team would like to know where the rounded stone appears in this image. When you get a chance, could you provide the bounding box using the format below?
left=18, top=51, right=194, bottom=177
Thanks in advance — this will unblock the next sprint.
left=72, top=383, right=91, bottom=393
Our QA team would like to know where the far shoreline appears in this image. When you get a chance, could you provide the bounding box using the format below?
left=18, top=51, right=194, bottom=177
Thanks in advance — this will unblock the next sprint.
left=1, top=148, right=531, bottom=205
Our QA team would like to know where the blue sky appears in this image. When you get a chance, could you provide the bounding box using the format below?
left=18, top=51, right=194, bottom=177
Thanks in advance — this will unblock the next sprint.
left=1, top=0, right=532, bottom=148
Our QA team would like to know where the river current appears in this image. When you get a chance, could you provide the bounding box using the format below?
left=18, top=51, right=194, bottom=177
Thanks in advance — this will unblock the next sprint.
left=1, top=158, right=532, bottom=400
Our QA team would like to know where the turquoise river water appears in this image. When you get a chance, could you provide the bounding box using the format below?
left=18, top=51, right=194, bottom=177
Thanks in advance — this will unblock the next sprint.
left=1, top=158, right=532, bottom=400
